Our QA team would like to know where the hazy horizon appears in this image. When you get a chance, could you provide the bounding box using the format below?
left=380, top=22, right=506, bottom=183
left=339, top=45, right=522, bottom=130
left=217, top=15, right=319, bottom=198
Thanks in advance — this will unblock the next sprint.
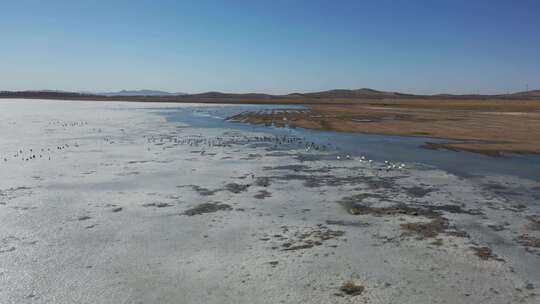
left=2, top=87, right=539, bottom=96
left=1, top=0, right=539, bottom=95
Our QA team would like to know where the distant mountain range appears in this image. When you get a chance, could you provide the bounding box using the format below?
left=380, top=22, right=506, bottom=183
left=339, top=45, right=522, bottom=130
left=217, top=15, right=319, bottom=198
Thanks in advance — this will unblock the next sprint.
left=1, top=88, right=539, bottom=102
left=290, top=88, right=414, bottom=99
left=95, top=90, right=187, bottom=97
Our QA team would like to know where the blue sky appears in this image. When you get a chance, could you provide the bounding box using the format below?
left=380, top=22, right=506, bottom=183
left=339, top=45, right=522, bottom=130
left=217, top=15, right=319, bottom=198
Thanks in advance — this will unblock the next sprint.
left=1, top=0, right=539, bottom=94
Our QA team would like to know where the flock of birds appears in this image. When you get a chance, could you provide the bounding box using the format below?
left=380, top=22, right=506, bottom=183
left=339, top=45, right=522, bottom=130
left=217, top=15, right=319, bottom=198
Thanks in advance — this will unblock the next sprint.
left=48, top=120, right=88, bottom=128
left=145, top=133, right=330, bottom=151
left=335, top=154, right=405, bottom=171
left=2, top=118, right=408, bottom=172
left=145, top=132, right=407, bottom=171
left=1, top=144, right=70, bottom=163
left=1, top=120, right=88, bottom=164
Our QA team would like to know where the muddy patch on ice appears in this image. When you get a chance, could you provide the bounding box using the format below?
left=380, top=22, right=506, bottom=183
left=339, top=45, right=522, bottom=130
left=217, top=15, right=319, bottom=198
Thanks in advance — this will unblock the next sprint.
left=254, top=190, right=272, bottom=199
left=263, top=164, right=330, bottom=173
left=0, top=236, right=19, bottom=254
left=295, top=153, right=328, bottom=162
left=405, top=186, right=437, bottom=198
left=183, top=202, right=232, bottom=216
left=268, top=174, right=377, bottom=188
left=224, top=183, right=250, bottom=194
left=338, top=281, right=365, bottom=296
left=178, top=182, right=251, bottom=195
left=516, top=234, right=540, bottom=248
left=471, top=246, right=504, bottom=261
left=400, top=218, right=450, bottom=239
left=0, top=186, right=33, bottom=201
left=143, top=202, right=174, bottom=208
left=264, top=224, right=345, bottom=251
left=255, top=177, right=271, bottom=187
left=526, top=215, right=540, bottom=231
left=325, top=220, right=370, bottom=228
left=338, top=193, right=472, bottom=239
left=177, top=185, right=222, bottom=196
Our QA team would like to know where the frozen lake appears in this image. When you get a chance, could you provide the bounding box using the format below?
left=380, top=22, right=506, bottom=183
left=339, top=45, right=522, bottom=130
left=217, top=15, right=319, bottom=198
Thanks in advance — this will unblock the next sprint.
left=1, top=100, right=538, bottom=304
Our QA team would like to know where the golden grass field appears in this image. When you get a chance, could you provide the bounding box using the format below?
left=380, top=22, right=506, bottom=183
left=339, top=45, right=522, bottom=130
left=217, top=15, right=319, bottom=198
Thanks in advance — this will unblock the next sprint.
left=230, top=98, right=540, bottom=155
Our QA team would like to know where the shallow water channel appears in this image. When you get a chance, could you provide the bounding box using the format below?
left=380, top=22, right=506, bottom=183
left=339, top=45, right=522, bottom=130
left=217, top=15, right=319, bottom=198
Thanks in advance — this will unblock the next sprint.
left=151, top=104, right=540, bottom=182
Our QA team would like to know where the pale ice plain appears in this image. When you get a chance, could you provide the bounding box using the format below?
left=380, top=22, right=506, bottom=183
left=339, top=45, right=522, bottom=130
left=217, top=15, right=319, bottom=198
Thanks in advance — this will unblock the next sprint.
left=0, top=99, right=539, bottom=303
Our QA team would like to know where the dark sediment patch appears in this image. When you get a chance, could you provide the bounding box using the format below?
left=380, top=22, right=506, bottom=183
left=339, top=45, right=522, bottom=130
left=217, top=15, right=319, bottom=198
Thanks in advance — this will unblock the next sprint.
left=14, top=186, right=32, bottom=190
left=254, top=190, right=272, bottom=199
left=268, top=261, right=279, bottom=267
left=127, top=160, right=151, bottom=164
left=183, top=202, right=232, bottom=216
left=275, top=225, right=345, bottom=251
left=282, top=243, right=317, bottom=251
left=272, top=173, right=378, bottom=188
left=0, top=186, right=33, bottom=200
left=265, top=152, right=291, bottom=157
left=446, top=229, right=470, bottom=238
left=11, top=206, right=37, bottom=211
left=177, top=185, right=222, bottom=196
left=0, top=247, right=16, bottom=254
left=1, top=236, right=20, bottom=254
left=516, top=234, right=540, bottom=248
left=255, top=177, right=271, bottom=187
left=264, top=164, right=331, bottom=173
left=339, top=193, right=481, bottom=217
left=339, top=281, right=365, bottom=296
left=430, top=238, right=444, bottom=246
left=247, top=142, right=273, bottom=149
left=487, top=224, right=506, bottom=231
left=428, top=204, right=483, bottom=215
left=511, top=204, right=527, bottom=212
left=471, top=246, right=504, bottom=261
left=325, top=220, right=370, bottom=227
left=2, top=186, right=32, bottom=192
left=484, top=183, right=526, bottom=197
left=264, top=164, right=310, bottom=172
left=240, top=153, right=263, bottom=160
left=406, top=186, right=436, bottom=198
left=300, top=175, right=323, bottom=188
left=482, top=183, right=537, bottom=205
left=338, top=193, right=470, bottom=239
left=143, top=202, right=173, bottom=208
left=192, top=185, right=222, bottom=196
left=295, top=153, right=327, bottom=162
left=400, top=218, right=449, bottom=239
left=526, top=215, right=540, bottom=231
left=484, top=183, right=507, bottom=191
left=364, top=177, right=397, bottom=190
left=225, top=183, right=250, bottom=193
left=116, top=171, right=140, bottom=176
left=338, top=193, right=394, bottom=215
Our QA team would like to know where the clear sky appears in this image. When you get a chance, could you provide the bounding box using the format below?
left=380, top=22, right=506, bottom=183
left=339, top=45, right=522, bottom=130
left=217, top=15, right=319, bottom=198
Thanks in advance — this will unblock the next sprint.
left=1, top=0, right=539, bottom=94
